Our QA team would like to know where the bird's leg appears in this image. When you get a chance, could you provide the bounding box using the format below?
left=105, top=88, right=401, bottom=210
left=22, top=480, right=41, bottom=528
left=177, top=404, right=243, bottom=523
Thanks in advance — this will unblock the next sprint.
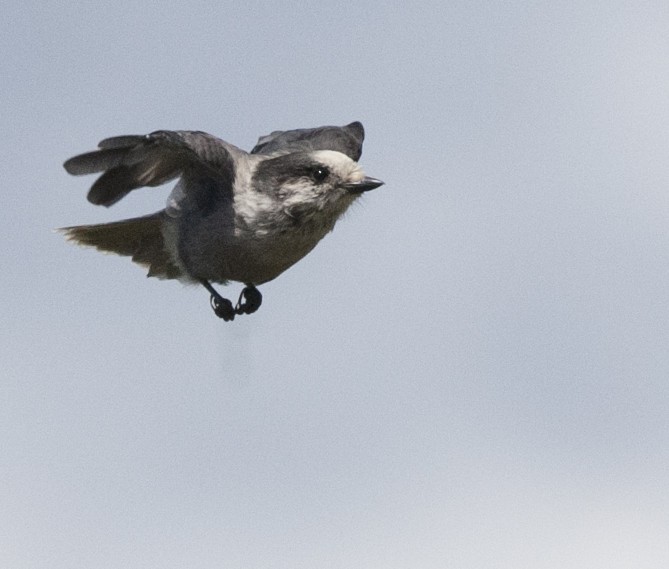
left=235, top=284, right=262, bottom=315
left=199, top=279, right=235, bottom=321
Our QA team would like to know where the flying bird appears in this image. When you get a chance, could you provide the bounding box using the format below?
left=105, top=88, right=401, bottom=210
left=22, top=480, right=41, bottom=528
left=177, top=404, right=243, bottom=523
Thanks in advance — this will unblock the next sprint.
left=61, top=121, right=383, bottom=321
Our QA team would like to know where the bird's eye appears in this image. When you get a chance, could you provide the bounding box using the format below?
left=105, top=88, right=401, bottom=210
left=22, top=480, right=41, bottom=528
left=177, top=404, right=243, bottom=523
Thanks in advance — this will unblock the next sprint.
left=312, top=166, right=329, bottom=182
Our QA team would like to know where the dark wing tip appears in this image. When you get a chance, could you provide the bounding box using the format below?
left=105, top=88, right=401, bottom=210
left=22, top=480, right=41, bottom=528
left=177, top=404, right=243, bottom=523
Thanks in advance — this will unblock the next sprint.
left=63, top=156, right=81, bottom=175
left=86, top=166, right=138, bottom=207
left=97, top=134, right=146, bottom=149
left=345, top=121, right=365, bottom=142
left=63, top=146, right=133, bottom=176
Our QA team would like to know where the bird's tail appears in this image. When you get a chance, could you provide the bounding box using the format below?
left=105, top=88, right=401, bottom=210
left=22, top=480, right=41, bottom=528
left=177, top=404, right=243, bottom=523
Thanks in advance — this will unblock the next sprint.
left=59, top=212, right=183, bottom=280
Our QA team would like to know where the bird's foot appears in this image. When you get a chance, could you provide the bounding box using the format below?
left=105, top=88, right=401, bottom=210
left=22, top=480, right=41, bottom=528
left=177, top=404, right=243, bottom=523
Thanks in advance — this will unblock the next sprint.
left=235, top=285, right=262, bottom=315
left=210, top=294, right=236, bottom=321
left=200, top=279, right=261, bottom=321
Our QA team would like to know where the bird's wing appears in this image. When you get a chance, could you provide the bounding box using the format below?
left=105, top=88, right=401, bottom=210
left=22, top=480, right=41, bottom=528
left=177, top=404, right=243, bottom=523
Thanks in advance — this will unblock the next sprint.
left=251, top=121, right=365, bottom=161
left=64, top=130, right=244, bottom=207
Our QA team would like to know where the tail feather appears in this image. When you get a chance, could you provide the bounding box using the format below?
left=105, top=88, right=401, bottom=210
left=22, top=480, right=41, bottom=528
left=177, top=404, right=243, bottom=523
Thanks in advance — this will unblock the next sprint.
left=59, top=212, right=183, bottom=280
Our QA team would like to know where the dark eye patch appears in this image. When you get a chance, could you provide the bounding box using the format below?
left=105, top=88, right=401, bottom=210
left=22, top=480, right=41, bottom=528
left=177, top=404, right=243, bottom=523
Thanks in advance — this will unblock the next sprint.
left=311, top=165, right=329, bottom=182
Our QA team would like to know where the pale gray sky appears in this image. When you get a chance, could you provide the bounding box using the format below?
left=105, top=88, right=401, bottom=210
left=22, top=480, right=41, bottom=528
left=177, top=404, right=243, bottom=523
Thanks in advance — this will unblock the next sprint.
left=3, top=1, right=669, bottom=568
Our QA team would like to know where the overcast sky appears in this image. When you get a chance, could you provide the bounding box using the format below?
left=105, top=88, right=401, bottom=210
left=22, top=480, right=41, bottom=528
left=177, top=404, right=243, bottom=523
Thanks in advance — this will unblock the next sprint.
left=3, top=1, right=669, bottom=568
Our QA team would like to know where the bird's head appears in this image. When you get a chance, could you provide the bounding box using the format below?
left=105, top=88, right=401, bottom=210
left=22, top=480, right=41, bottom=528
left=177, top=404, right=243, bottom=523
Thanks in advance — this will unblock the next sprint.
left=252, top=150, right=383, bottom=228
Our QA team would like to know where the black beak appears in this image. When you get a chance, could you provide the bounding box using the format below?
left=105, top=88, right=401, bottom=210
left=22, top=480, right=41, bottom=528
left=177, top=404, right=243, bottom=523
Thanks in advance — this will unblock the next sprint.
left=343, top=176, right=385, bottom=194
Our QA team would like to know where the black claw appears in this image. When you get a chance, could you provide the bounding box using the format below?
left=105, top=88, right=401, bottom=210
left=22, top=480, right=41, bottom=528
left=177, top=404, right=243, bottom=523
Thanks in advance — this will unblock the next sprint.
left=200, top=279, right=261, bottom=321
left=235, top=285, right=262, bottom=315
left=210, top=295, right=235, bottom=321
left=200, top=279, right=236, bottom=321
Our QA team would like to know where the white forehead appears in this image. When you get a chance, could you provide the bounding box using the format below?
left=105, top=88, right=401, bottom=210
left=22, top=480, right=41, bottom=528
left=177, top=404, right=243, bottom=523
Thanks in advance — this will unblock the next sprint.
left=311, top=150, right=365, bottom=182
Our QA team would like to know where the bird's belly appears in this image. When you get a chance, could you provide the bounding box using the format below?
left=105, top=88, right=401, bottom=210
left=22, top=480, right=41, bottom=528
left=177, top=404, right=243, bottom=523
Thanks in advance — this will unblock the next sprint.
left=200, top=230, right=326, bottom=285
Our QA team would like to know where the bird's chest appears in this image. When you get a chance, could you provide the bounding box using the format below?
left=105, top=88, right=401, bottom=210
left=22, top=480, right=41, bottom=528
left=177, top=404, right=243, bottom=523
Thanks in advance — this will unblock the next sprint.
left=179, top=209, right=335, bottom=285
left=224, top=220, right=333, bottom=284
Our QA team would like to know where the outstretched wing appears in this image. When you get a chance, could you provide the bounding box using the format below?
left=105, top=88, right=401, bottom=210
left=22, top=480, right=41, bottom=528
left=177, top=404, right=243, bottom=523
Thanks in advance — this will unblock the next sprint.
left=64, top=130, right=244, bottom=207
left=251, top=121, right=365, bottom=161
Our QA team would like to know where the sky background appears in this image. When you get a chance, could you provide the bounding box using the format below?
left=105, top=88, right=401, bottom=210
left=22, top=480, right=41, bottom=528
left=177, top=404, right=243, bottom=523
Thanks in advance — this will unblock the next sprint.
left=3, top=1, right=669, bottom=568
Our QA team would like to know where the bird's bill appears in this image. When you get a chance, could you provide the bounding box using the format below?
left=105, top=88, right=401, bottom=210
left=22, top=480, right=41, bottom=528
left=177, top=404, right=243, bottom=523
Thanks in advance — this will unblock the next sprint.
left=342, top=176, right=385, bottom=194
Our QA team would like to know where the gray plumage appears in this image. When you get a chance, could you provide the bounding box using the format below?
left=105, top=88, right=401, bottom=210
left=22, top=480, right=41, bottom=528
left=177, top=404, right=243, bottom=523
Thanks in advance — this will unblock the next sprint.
left=250, top=121, right=365, bottom=160
left=61, top=121, right=383, bottom=320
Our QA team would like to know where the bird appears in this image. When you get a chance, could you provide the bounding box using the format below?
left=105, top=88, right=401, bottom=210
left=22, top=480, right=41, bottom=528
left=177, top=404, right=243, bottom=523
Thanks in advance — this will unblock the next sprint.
left=60, top=121, right=383, bottom=321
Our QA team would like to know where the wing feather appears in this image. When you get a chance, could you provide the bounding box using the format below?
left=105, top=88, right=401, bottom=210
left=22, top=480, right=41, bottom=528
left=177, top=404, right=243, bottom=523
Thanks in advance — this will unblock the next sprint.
left=251, top=121, right=365, bottom=161
left=64, top=130, right=243, bottom=207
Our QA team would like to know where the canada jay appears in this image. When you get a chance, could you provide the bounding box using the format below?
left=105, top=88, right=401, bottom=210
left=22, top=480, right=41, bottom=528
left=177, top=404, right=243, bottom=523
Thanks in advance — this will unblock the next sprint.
left=61, top=121, right=383, bottom=320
